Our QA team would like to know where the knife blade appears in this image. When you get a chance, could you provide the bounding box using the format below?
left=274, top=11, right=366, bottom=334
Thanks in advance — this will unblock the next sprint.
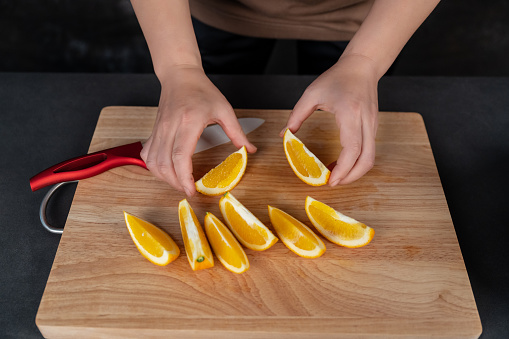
left=30, top=117, right=264, bottom=191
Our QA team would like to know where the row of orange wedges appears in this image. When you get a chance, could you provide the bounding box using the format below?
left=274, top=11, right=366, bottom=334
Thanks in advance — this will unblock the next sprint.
left=124, top=193, right=374, bottom=274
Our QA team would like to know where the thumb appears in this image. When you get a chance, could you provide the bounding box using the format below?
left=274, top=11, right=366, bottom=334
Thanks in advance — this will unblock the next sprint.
left=280, top=90, right=318, bottom=137
left=218, top=111, right=257, bottom=153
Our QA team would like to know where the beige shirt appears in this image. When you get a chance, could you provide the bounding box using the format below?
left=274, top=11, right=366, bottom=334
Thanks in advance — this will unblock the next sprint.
left=189, top=0, right=374, bottom=41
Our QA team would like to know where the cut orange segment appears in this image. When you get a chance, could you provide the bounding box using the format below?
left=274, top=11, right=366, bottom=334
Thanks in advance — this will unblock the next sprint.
left=204, top=212, right=250, bottom=274
left=268, top=206, right=326, bottom=258
left=124, top=211, right=180, bottom=266
left=283, top=129, right=330, bottom=186
left=219, top=192, right=278, bottom=251
left=305, top=196, right=374, bottom=248
left=195, top=146, right=247, bottom=196
left=178, top=199, right=214, bottom=270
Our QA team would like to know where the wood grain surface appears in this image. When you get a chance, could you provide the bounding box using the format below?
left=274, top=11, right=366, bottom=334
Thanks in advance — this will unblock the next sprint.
left=36, top=107, right=482, bottom=338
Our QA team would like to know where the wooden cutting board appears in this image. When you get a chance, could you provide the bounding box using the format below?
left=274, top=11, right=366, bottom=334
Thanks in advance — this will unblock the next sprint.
left=36, top=107, right=482, bottom=338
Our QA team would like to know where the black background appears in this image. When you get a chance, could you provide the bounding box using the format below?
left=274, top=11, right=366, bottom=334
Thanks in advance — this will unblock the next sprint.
left=1, top=0, right=509, bottom=76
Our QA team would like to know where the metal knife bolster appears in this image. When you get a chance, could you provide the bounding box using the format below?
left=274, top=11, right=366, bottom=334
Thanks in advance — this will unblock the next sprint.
left=29, top=142, right=146, bottom=192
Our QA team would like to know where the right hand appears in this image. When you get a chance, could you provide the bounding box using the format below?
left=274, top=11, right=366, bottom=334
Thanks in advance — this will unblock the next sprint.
left=141, top=65, right=257, bottom=197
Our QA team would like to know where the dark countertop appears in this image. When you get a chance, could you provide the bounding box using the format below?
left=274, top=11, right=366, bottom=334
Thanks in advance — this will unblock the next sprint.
left=1, top=73, right=508, bottom=338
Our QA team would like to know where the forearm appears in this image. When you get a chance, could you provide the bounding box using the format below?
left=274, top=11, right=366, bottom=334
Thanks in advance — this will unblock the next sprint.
left=130, top=0, right=201, bottom=80
left=342, top=0, right=440, bottom=79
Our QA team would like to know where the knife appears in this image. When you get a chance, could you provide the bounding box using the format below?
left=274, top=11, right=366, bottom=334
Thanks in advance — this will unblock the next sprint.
left=30, top=117, right=264, bottom=192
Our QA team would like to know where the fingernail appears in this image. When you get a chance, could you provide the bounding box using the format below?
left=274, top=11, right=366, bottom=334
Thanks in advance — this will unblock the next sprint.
left=183, top=186, right=192, bottom=197
left=279, top=127, right=288, bottom=136
left=329, top=179, right=340, bottom=186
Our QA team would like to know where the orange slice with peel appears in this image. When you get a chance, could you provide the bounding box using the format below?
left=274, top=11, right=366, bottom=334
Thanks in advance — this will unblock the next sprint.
left=204, top=212, right=250, bottom=274
left=124, top=211, right=180, bottom=266
left=305, top=196, right=374, bottom=248
left=178, top=199, right=214, bottom=270
left=283, top=129, right=330, bottom=186
left=268, top=206, right=326, bottom=258
left=195, top=146, right=247, bottom=196
left=219, top=192, right=278, bottom=251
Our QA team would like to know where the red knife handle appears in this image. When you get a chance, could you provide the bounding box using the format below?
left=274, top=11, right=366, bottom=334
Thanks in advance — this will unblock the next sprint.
left=30, top=142, right=147, bottom=192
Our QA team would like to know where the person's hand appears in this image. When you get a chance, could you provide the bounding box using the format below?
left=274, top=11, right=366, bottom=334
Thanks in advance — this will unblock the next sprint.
left=280, top=54, right=379, bottom=186
left=141, top=65, right=257, bottom=196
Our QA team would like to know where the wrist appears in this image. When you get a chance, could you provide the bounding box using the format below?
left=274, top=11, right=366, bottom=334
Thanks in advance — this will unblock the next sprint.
left=156, top=62, right=204, bottom=86
left=335, top=53, right=380, bottom=81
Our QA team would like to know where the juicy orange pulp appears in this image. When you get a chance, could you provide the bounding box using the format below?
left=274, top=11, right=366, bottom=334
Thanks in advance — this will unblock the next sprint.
left=305, top=196, right=374, bottom=248
left=123, top=211, right=180, bottom=266
left=307, top=204, right=366, bottom=240
left=178, top=199, right=214, bottom=270
left=202, top=152, right=243, bottom=188
left=195, top=146, right=247, bottom=196
left=268, top=206, right=325, bottom=258
left=219, top=192, right=278, bottom=251
left=287, top=139, right=323, bottom=178
left=223, top=201, right=270, bottom=246
left=283, top=129, right=330, bottom=186
left=204, top=212, right=250, bottom=274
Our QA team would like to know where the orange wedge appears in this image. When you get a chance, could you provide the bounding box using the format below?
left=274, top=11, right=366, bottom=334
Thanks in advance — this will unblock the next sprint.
left=268, top=206, right=326, bottom=258
left=204, top=212, right=250, bottom=274
left=305, top=196, right=374, bottom=248
left=219, top=192, right=278, bottom=251
left=178, top=199, right=214, bottom=270
left=124, top=211, right=180, bottom=266
left=195, top=146, right=247, bottom=196
left=283, top=129, right=330, bottom=186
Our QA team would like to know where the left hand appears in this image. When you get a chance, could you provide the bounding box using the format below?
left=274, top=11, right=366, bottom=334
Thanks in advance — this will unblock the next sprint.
left=280, top=54, right=379, bottom=186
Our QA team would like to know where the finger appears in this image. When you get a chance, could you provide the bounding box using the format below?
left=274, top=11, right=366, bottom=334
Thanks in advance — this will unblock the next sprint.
left=142, top=134, right=163, bottom=179
left=172, top=122, right=204, bottom=197
left=140, top=136, right=152, bottom=163
left=279, top=90, right=318, bottom=137
left=218, top=109, right=257, bottom=153
left=328, top=113, right=363, bottom=186
left=156, top=125, right=184, bottom=191
left=338, top=112, right=377, bottom=185
left=145, top=125, right=183, bottom=192
left=141, top=109, right=163, bottom=162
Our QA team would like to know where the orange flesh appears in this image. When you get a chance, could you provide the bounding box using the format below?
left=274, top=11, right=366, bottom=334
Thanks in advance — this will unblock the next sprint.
left=202, top=153, right=243, bottom=188
left=287, top=139, right=322, bottom=178
left=126, top=214, right=177, bottom=258
left=205, top=213, right=246, bottom=271
left=270, top=209, right=317, bottom=251
left=308, top=203, right=366, bottom=241
left=224, top=201, right=268, bottom=246
left=130, top=225, right=166, bottom=257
